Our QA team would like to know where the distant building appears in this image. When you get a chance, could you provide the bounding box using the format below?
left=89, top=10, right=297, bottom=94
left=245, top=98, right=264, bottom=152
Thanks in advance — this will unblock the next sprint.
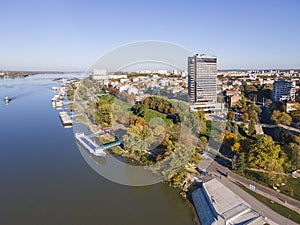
left=156, top=69, right=169, bottom=75
left=92, top=68, right=127, bottom=80
left=92, top=68, right=108, bottom=80
left=228, top=94, right=241, bottom=107
left=272, top=80, right=296, bottom=102
left=188, top=54, right=220, bottom=112
left=286, top=101, right=299, bottom=113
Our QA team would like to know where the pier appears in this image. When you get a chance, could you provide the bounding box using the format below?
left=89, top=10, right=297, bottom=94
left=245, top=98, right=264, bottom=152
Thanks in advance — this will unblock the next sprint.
left=59, top=112, right=72, bottom=127
left=51, top=86, right=66, bottom=109
left=75, top=133, right=121, bottom=157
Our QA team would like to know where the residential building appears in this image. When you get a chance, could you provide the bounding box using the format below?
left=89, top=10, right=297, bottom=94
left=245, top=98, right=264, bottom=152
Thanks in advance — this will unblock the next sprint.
left=228, top=94, right=241, bottom=107
left=272, top=80, right=296, bottom=102
left=92, top=68, right=108, bottom=79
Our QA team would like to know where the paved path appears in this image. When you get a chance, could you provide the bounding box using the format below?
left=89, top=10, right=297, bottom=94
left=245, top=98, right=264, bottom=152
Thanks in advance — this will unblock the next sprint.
left=207, top=161, right=300, bottom=225
left=279, top=124, right=300, bottom=134
left=235, top=121, right=300, bottom=134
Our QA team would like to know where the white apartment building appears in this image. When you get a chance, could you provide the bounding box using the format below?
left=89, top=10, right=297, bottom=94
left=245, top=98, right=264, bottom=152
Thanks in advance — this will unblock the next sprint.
left=272, top=79, right=296, bottom=102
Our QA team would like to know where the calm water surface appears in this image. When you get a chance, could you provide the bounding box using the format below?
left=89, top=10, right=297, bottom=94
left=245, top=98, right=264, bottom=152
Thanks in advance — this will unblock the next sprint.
left=0, top=74, right=196, bottom=225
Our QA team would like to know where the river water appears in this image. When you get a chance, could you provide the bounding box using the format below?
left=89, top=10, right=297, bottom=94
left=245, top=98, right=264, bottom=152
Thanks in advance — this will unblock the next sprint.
left=0, top=74, right=196, bottom=225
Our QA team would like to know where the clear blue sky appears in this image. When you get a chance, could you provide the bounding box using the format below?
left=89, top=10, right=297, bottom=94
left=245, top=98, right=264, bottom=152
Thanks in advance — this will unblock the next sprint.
left=1, top=0, right=300, bottom=70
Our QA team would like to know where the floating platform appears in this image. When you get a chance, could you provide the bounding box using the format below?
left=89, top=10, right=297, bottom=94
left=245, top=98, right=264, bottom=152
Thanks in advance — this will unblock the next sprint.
left=75, top=133, right=106, bottom=157
left=75, top=133, right=121, bottom=157
left=59, top=111, right=72, bottom=126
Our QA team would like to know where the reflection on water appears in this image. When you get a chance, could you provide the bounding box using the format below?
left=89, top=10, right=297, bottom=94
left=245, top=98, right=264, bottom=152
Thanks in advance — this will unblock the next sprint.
left=0, top=74, right=196, bottom=225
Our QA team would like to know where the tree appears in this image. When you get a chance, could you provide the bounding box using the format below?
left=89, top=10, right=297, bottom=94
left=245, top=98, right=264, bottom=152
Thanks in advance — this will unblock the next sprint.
left=248, top=135, right=284, bottom=172
left=241, top=112, right=249, bottom=123
left=94, top=104, right=112, bottom=127
left=258, top=88, right=272, bottom=102
left=249, top=110, right=258, bottom=122
left=157, top=102, right=165, bottom=112
left=248, top=119, right=256, bottom=136
left=271, top=110, right=292, bottom=125
left=249, top=103, right=262, bottom=114
left=132, top=104, right=147, bottom=117
left=231, top=142, right=241, bottom=153
left=290, top=110, right=300, bottom=125
left=222, top=130, right=238, bottom=149
left=227, top=112, right=235, bottom=122
left=239, top=138, right=254, bottom=154
left=274, top=101, right=286, bottom=112
left=197, top=110, right=206, bottom=133
left=283, top=142, right=300, bottom=170
left=233, top=152, right=247, bottom=173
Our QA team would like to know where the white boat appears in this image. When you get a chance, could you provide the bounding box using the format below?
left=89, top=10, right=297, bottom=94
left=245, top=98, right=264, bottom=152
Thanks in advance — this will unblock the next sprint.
left=52, top=87, right=60, bottom=91
left=4, top=96, right=10, bottom=105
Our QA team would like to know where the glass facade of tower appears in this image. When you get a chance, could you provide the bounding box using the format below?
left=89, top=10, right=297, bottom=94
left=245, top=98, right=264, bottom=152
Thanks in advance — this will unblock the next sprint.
left=188, top=54, right=217, bottom=104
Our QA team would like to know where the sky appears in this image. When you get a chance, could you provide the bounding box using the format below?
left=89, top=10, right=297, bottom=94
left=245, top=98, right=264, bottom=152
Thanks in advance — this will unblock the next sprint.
left=0, top=0, right=300, bottom=70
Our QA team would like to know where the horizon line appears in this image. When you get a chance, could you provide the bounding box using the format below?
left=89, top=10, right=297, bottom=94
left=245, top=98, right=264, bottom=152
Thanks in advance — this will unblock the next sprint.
left=2, top=68, right=300, bottom=73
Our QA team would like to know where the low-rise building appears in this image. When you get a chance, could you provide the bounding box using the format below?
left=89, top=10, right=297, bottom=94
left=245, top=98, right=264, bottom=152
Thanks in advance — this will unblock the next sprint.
left=192, top=178, right=278, bottom=225
left=286, top=101, right=299, bottom=113
left=228, top=94, right=241, bottom=107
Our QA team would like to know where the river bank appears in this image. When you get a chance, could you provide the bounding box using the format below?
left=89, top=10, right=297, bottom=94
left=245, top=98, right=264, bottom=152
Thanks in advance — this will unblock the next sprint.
left=0, top=73, right=197, bottom=225
left=0, top=71, right=81, bottom=79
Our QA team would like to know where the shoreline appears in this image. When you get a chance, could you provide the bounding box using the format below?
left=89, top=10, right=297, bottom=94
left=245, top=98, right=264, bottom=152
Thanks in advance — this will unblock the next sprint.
left=0, top=71, right=82, bottom=79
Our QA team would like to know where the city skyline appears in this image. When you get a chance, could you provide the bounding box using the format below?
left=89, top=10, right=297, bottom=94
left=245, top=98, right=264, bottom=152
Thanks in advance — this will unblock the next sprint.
left=1, top=0, right=300, bottom=70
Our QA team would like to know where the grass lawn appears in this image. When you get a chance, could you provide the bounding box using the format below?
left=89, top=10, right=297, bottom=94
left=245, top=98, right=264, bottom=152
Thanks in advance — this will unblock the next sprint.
left=236, top=182, right=300, bottom=224
left=244, top=170, right=300, bottom=201
left=143, top=109, right=174, bottom=127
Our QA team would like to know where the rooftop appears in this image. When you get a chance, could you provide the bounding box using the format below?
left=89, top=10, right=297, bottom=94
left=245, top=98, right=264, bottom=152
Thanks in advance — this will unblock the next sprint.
left=192, top=178, right=279, bottom=225
left=203, top=178, right=249, bottom=218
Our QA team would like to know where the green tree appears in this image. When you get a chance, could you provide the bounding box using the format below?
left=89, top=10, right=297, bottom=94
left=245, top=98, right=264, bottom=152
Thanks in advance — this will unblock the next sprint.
left=290, top=110, right=300, bottom=125
left=248, top=118, right=256, bottom=136
left=249, top=110, right=259, bottom=122
left=284, top=142, right=300, bottom=170
left=241, top=112, right=249, bottom=123
left=249, top=103, right=262, bottom=114
left=227, top=111, right=235, bottom=122
left=132, top=104, right=147, bottom=117
left=248, top=135, right=284, bottom=172
left=271, top=110, right=292, bottom=125
left=233, top=152, right=247, bottom=173
left=94, top=104, right=112, bottom=127
left=274, top=101, right=286, bottom=112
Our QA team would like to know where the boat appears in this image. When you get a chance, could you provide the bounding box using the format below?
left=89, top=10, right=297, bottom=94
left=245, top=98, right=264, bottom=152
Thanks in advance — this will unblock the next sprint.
left=59, top=111, right=72, bottom=127
left=52, top=86, right=60, bottom=91
left=4, top=96, right=11, bottom=105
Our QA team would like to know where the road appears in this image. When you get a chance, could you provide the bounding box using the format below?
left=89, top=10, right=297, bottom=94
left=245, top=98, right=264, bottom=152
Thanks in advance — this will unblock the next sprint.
left=207, top=161, right=300, bottom=225
left=234, top=121, right=300, bottom=134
